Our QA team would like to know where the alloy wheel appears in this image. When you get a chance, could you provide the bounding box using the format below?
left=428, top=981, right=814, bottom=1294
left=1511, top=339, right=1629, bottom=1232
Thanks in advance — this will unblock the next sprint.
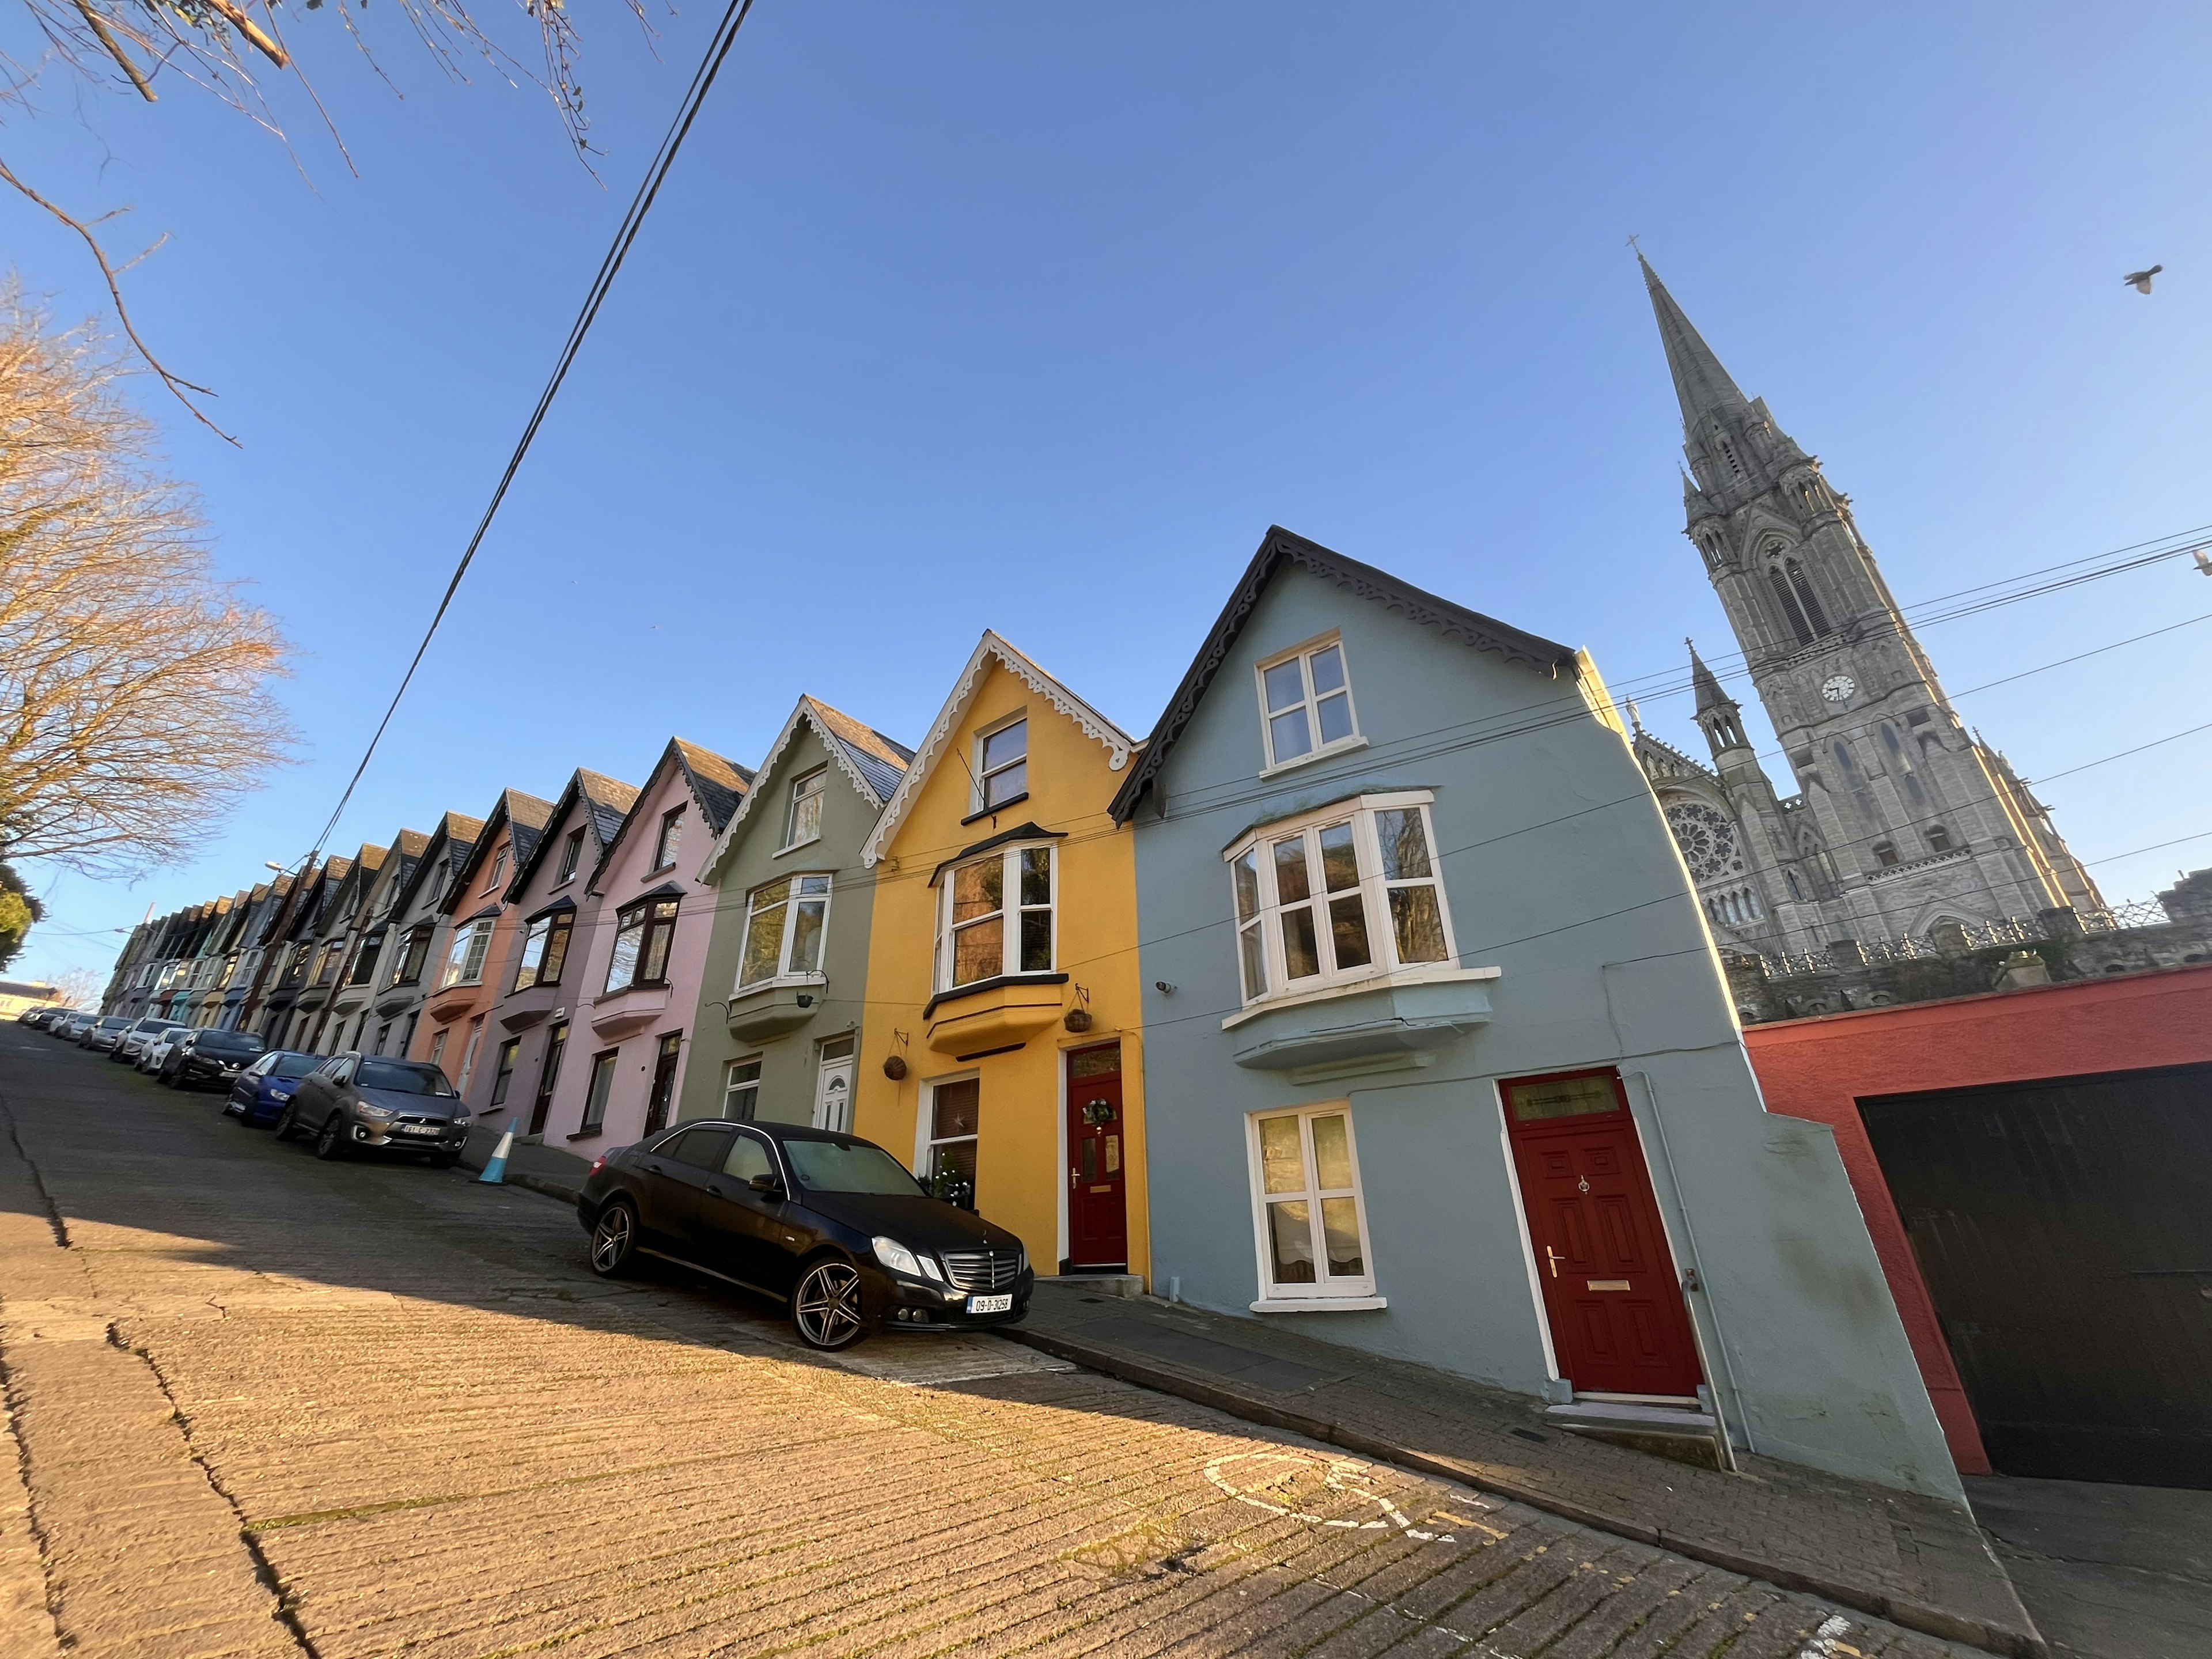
left=589, top=1204, right=636, bottom=1277
left=313, top=1116, right=345, bottom=1160
left=272, top=1104, right=298, bottom=1141
left=793, top=1260, right=867, bottom=1351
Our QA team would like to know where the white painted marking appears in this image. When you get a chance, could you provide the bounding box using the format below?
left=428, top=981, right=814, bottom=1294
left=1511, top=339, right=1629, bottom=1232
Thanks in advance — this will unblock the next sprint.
left=1795, top=1612, right=1854, bottom=1657
left=1203, top=1451, right=1456, bottom=1543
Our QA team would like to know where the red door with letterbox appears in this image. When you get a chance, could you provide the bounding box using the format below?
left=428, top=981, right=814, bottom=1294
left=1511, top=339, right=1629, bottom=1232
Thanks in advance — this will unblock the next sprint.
left=1502, top=1067, right=1703, bottom=1399
left=1066, top=1043, right=1128, bottom=1270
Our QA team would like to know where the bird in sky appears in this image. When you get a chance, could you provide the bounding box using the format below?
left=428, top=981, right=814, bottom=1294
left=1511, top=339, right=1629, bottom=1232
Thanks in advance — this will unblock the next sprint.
left=2123, top=264, right=2163, bottom=294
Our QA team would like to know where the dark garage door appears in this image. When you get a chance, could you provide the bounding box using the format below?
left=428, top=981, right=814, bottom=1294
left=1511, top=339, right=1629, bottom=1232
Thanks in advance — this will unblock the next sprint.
left=1860, top=1062, right=2212, bottom=1488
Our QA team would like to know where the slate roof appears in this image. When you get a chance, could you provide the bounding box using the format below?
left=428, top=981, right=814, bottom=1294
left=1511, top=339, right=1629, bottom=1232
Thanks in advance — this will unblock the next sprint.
left=1109, top=525, right=1580, bottom=824
left=577, top=770, right=640, bottom=847
left=807, top=699, right=916, bottom=804
left=672, top=740, right=753, bottom=837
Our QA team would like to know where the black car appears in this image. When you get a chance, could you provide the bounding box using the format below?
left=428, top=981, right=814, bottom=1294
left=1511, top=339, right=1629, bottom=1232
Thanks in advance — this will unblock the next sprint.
left=577, top=1122, right=1032, bottom=1352
left=275, top=1052, right=472, bottom=1165
left=160, top=1027, right=267, bottom=1090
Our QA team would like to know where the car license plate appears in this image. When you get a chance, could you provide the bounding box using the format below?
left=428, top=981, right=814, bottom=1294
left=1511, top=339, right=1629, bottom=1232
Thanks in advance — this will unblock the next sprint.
left=965, top=1294, right=1013, bottom=1315
left=395, top=1124, right=440, bottom=1137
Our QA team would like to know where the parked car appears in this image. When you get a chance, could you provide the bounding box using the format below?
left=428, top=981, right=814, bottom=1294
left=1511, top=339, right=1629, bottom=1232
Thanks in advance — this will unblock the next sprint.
left=138, top=1025, right=191, bottom=1073
left=21, top=1007, right=72, bottom=1029
left=224, top=1051, right=327, bottom=1127
left=113, top=1017, right=188, bottom=1065
left=160, top=1028, right=266, bottom=1090
left=54, top=1012, right=97, bottom=1040
left=576, top=1122, right=1033, bottom=1353
left=274, top=1053, right=470, bottom=1165
left=79, top=1015, right=134, bottom=1051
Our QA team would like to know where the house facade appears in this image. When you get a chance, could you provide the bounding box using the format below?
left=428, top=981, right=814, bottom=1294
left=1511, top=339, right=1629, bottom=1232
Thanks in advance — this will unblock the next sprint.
left=357, top=810, right=483, bottom=1062
left=1111, top=528, right=1959, bottom=1498
left=471, top=768, right=638, bottom=1137
left=535, top=741, right=748, bottom=1146
left=315, top=831, right=426, bottom=1055
left=256, top=856, right=350, bottom=1047
left=289, top=845, right=387, bottom=1051
left=407, top=790, right=553, bottom=1094
left=853, top=634, right=1151, bottom=1282
left=677, top=697, right=912, bottom=1134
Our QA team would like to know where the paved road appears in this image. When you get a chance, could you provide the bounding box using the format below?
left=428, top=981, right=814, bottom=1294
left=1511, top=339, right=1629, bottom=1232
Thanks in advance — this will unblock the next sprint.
left=1967, top=1476, right=2212, bottom=1659
left=0, top=1029, right=1975, bottom=1659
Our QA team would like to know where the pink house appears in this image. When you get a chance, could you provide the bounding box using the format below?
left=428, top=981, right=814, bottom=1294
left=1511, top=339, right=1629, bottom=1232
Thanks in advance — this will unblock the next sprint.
left=538, top=738, right=750, bottom=1150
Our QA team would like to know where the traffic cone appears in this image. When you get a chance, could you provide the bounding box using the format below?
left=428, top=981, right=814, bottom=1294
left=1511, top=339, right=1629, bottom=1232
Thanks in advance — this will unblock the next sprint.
left=476, top=1118, right=517, bottom=1185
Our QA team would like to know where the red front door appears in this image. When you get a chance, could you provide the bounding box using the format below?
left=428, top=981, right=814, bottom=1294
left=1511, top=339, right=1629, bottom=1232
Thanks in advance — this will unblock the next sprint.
left=1066, top=1043, right=1128, bottom=1270
left=1502, top=1067, right=1703, bottom=1399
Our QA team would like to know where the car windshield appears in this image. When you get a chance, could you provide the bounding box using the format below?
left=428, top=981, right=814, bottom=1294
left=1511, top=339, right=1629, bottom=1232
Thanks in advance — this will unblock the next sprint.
left=356, top=1059, right=456, bottom=1096
left=96, top=1018, right=130, bottom=1029
left=781, top=1139, right=926, bottom=1196
left=198, top=1033, right=262, bottom=1055
left=270, top=1054, right=321, bottom=1079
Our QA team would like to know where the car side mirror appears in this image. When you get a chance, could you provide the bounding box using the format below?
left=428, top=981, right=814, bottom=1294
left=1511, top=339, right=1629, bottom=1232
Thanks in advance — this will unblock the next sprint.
left=748, top=1173, right=783, bottom=1197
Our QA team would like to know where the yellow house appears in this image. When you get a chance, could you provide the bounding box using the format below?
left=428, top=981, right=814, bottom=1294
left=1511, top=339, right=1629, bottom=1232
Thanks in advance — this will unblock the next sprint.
left=854, top=632, right=1150, bottom=1285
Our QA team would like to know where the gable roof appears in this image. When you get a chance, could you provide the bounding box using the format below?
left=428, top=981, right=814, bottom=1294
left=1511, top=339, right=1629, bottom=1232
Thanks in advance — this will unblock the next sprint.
left=505, top=767, right=642, bottom=901
left=589, top=738, right=753, bottom=891
left=442, top=789, right=554, bottom=915
left=388, top=810, right=486, bottom=917
left=863, top=631, right=1133, bottom=868
left=699, top=695, right=914, bottom=885
left=1108, top=525, right=1580, bottom=824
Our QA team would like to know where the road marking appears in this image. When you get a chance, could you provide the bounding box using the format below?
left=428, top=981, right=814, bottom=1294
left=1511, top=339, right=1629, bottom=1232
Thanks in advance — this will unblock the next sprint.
left=1204, top=1451, right=1456, bottom=1542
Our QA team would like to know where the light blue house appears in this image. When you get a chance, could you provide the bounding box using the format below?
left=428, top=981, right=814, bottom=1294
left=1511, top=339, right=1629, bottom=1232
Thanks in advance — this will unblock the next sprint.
left=1110, top=526, right=1961, bottom=1499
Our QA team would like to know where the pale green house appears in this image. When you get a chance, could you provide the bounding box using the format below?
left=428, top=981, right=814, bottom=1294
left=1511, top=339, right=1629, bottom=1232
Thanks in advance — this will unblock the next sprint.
left=676, top=697, right=913, bottom=1130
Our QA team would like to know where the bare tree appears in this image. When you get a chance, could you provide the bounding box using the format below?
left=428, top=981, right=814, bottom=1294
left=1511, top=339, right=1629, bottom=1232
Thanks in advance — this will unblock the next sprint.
left=50, top=965, right=104, bottom=1005
left=3, top=0, right=646, bottom=437
left=0, top=287, right=295, bottom=874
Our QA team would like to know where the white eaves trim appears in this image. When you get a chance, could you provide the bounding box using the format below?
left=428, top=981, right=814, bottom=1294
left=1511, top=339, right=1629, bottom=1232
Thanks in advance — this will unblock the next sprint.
left=698, top=696, right=896, bottom=887
left=862, top=630, right=1134, bottom=869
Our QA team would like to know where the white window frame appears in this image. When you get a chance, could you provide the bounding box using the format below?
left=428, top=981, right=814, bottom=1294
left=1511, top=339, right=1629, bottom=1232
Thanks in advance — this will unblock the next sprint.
left=1223, top=791, right=1456, bottom=1007
left=915, top=1071, right=981, bottom=1198
left=735, top=874, right=832, bottom=991
left=934, top=842, right=1056, bottom=994
left=438, top=918, right=495, bottom=989
left=782, top=767, right=827, bottom=852
left=1245, top=1103, right=1380, bottom=1308
left=974, top=715, right=1029, bottom=813
left=724, top=1055, right=763, bottom=1120
left=486, top=844, right=509, bottom=892
left=1255, top=634, right=1362, bottom=773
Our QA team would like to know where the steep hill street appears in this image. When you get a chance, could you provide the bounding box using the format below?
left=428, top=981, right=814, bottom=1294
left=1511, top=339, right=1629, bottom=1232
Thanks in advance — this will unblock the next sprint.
left=0, top=1028, right=1972, bottom=1659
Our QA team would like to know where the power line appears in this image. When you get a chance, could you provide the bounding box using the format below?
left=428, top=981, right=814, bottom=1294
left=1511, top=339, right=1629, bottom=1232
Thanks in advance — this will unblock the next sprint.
left=304, top=0, right=762, bottom=865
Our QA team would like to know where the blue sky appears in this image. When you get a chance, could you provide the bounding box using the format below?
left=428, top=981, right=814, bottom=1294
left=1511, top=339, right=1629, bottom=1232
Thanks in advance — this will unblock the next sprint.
left=7, top=2, right=2209, bottom=987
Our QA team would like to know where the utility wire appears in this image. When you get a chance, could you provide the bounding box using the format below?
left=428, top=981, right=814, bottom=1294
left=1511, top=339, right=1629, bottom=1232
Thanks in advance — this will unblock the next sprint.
left=304, top=0, right=762, bottom=866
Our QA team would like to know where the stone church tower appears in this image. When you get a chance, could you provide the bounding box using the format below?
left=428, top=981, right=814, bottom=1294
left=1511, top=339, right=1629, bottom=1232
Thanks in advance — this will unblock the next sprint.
left=1631, top=256, right=2101, bottom=958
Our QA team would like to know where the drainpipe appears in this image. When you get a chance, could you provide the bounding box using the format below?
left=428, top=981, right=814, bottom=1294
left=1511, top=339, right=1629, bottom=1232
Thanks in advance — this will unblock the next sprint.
left=1627, top=1068, right=1747, bottom=1471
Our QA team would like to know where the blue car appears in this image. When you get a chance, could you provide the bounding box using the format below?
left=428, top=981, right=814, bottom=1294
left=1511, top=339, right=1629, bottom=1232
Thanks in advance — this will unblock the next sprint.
left=224, top=1050, right=325, bottom=1127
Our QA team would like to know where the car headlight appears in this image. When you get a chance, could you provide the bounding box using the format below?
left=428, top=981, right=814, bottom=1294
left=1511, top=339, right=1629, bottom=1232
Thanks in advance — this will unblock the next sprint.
left=872, top=1236, right=937, bottom=1279
left=355, top=1102, right=394, bottom=1120
left=451, top=1115, right=472, bottom=1127
left=268, top=1089, right=291, bottom=1103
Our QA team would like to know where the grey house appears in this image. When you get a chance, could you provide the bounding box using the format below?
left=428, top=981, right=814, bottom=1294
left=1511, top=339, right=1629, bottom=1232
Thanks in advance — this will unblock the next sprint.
left=1109, top=527, right=1960, bottom=1499
left=678, top=696, right=912, bottom=1131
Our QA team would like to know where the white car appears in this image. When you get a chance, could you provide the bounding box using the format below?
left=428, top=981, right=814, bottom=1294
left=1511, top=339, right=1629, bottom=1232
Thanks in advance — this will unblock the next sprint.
left=115, top=1017, right=188, bottom=1066
left=139, top=1026, right=194, bottom=1074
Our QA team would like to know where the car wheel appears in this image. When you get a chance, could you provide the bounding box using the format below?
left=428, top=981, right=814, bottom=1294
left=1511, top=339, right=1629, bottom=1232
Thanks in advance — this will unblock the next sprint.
left=792, top=1258, right=869, bottom=1351
left=313, top=1115, right=347, bottom=1161
left=588, top=1202, right=638, bottom=1278
left=273, top=1104, right=300, bottom=1141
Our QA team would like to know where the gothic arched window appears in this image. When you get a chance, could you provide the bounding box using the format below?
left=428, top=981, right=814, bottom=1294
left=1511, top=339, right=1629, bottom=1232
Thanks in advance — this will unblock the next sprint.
left=1768, top=567, right=1813, bottom=645
left=1717, top=436, right=1744, bottom=479
left=1786, top=558, right=1831, bottom=635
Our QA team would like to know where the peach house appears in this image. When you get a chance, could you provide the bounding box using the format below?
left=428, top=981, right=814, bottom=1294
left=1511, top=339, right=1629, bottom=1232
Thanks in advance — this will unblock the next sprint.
left=409, top=787, right=554, bottom=1101
left=539, top=739, right=750, bottom=1149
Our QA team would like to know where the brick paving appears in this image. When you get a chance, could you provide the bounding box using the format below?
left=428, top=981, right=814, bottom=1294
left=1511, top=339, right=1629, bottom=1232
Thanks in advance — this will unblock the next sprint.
left=0, top=1028, right=1988, bottom=1659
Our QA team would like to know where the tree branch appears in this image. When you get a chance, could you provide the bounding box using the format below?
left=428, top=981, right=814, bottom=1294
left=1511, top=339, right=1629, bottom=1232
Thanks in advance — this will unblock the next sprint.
left=68, top=0, right=157, bottom=100
left=197, top=0, right=289, bottom=69
left=0, top=158, right=237, bottom=445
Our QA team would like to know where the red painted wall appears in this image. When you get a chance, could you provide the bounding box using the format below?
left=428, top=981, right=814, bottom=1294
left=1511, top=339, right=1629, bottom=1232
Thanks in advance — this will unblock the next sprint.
left=1743, top=963, right=2212, bottom=1476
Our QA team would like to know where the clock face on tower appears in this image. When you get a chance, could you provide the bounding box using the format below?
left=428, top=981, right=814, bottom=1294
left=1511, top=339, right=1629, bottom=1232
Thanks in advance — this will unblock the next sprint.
left=1820, top=674, right=1857, bottom=704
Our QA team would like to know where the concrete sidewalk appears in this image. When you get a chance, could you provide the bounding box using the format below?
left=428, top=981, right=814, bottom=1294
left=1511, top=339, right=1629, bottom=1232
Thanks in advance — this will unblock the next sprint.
left=1003, top=1279, right=2044, bottom=1658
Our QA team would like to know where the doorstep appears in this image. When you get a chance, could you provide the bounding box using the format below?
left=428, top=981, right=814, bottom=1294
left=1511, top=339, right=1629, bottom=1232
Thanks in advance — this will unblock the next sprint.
left=1001, top=1280, right=2044, bottom=1659
left=1543, top=1400, right=1725, bottom=1472
left=1053, top=1272, right=1143, bottom=1298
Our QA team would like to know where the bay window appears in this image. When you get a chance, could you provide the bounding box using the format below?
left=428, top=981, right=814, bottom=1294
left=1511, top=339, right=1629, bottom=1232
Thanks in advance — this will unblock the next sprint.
left=438, top=919, right=494, bottom=990
left=737, top=875, right=830, bottom=988
left=937, top=843, right=1053, bottom=991
left=1248, top=1105, right=1376, bottom=1304
left=1256, top=637, right=1358, bottom=768
left=391, top=924, right=433, bottom=987
left=513, top=908, right=574, bottom=991
left=605, top=897, right=679, bottom=994
left=1225, top=793, right=1453, bottom=1003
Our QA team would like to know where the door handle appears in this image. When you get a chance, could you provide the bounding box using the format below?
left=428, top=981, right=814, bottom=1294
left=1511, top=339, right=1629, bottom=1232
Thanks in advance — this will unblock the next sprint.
left=707, top=1184, right=723, bottom=1198
left=1545, top=1246, right=1563, bottom=1279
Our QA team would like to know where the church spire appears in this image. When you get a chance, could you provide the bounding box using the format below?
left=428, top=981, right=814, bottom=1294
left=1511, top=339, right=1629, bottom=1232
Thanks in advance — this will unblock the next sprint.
left=1639, top=253, right=1752, bottom=434
left=1686, top=638, right=1749, bottom=759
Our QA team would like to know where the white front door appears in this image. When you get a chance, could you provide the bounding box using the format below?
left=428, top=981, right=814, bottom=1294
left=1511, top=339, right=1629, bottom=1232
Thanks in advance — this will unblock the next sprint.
left=814, top=1036, right=856, bottom=1132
